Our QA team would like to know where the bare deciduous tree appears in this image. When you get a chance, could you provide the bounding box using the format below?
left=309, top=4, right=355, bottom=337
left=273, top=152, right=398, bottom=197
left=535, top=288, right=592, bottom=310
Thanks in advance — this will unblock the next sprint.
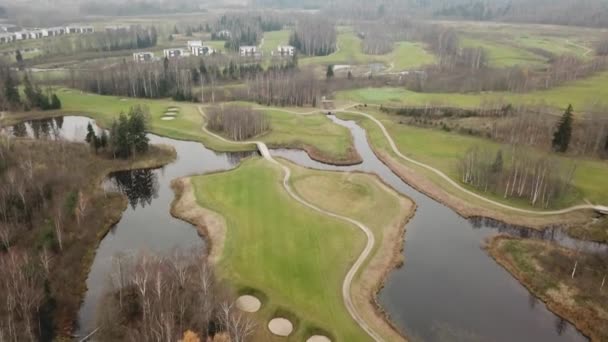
left=207, top=105, right=269, bottom=141
left=99, top=248, right=250, bottom=341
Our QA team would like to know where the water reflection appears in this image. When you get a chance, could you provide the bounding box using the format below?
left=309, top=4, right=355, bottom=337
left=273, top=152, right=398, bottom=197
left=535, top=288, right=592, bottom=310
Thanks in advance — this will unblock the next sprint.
left=556, top=317, right=569, bottom=336
left=225, top=150, right=261, bottom=164
left=12, top=122, right=27, bottom=137
left=273, top=115, right=588, bottom=342
left=8, top=115, right=592, bottom=341
left=7, top=116, right=257, bottom=336
left=469, top=216, right=608, bottom=254
left=105, top=169, right=160, bottom=209
left=10, top=116, right=91, bottom=141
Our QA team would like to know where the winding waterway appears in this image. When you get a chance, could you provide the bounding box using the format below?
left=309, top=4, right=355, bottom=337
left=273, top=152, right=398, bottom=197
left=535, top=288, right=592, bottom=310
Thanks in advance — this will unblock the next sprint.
left=9, top=115, right=605, bottom=341
left=273, top=115, right=606, bottom=342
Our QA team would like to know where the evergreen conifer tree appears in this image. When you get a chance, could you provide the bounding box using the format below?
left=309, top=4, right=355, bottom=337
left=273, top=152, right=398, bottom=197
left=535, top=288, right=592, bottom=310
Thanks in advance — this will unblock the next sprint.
left=3, top=70, right=20, bottom=107
left=552, top=104, right=574, bottom=153
left=326, top=65, right=334, bottom=79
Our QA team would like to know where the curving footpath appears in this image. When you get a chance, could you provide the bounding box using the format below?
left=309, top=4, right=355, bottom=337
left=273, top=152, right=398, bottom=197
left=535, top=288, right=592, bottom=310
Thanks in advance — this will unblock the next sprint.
left=248, top=103, right=603, bottom=215
left=197, top=106, right=385, bottom=342
left=336, top=108, right=604, bottom=215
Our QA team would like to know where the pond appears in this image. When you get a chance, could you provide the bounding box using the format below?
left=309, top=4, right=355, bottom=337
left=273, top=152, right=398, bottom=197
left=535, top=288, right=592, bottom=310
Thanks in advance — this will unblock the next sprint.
left=5, top=116, right=256, bottom=335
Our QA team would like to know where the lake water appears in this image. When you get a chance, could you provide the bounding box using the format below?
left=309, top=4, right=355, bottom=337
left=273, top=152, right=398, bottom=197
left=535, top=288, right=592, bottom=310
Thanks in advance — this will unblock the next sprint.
left=9, top=115, right=599, bottom=342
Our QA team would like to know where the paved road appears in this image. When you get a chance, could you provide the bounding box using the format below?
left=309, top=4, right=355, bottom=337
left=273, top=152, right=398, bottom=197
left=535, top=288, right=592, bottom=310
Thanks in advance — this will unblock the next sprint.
left=197, top=106, right=385, bottom=342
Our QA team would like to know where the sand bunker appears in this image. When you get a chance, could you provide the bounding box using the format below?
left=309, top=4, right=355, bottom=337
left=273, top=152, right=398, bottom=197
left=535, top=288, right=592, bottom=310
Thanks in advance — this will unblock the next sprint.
left=163, top=112, right=178, bottom=116
left=236, top=295, right=261, bottom=312
left=167, top=107, right=179, bottom=112
left=161, top=116, right=175, bottom=121
left=306, top=336, right=331, bottom=342
left=268, top=318, right=293, bottom=336
left=120, top=98, right=128, bottom=101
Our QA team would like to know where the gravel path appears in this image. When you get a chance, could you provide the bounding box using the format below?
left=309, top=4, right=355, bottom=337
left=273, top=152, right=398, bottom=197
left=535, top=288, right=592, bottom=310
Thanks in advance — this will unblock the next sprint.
left=197, top=106, right=385, bottom=342
left=338, top=107, right=604, bottom=215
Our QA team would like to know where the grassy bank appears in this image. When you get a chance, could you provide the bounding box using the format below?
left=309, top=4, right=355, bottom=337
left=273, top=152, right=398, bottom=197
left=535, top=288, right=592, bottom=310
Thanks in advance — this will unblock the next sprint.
left=336, top=71, right=608, bottom=111
left=259, top=109, right=360, bottom=164
left=336, top=109, right=608, bottom=212
left=568, top=216, right=608, bottom=243
left=189, top=158, right=411, bottom=341
left=487, top=236, right=608, bottom=341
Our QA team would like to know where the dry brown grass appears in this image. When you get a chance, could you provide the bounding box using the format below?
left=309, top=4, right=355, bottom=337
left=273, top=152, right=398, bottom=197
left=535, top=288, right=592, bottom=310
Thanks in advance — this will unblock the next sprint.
left=487, top=236, right=608, bottom=342
left=0, top=137, right=175, bottom=338
left=170, top=177, right=227, bottom=264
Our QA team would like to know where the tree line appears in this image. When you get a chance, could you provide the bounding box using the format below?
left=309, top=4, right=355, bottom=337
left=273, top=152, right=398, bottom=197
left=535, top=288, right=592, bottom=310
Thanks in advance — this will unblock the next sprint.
left=459, top=146, right=576, bottom=208
left=247, top=67, right=319, bottom=107
left=384, top=102, right=608, bottom=159
left=490, top=104, right=608, bottom=158
left=28, top=26, right=158, bottom=63
left=456, top=104, right=608, bottom=207
left=70, top=54, right=292, bottom=101
left=0, top=67, right=61, bottom=111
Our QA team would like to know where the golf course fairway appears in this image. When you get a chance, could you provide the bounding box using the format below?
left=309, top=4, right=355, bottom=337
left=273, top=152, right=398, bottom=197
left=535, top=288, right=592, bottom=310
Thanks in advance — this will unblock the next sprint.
left=188, top=158, right=412, bottom=341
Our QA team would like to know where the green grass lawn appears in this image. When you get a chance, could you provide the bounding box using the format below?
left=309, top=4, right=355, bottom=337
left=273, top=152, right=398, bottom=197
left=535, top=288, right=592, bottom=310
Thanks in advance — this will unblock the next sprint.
left=56, top=90, right=254, bottom=151
left=337, top=70, right=608, bottom=112
left=300, top=31, right=435, bottom=70
left=191, top=158, right=367, bottom=341
left=259, top=109, right=357, bottom=163
left=460, top=36, right=548, bottom=68
left=55, top=91, right=356, bottom=161
left=191, top=158, right=407, bottom=341
left=337, top=109, right=608, bottom=209
left=262, top=30, right=291, bottom=56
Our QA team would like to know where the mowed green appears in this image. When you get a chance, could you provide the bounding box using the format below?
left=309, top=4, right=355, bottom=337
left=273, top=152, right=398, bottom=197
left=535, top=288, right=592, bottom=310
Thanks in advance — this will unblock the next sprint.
left=337, top=110, right=608, bottom=209
left=300, top=31, right=435, bottom=70
left=191, top=158, right=369, bottom=341
left=460, top=36, right=548, bottom=68
left=337, top=71, right=608, bottom=111
left=260, top=110, right=356, bottom=162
